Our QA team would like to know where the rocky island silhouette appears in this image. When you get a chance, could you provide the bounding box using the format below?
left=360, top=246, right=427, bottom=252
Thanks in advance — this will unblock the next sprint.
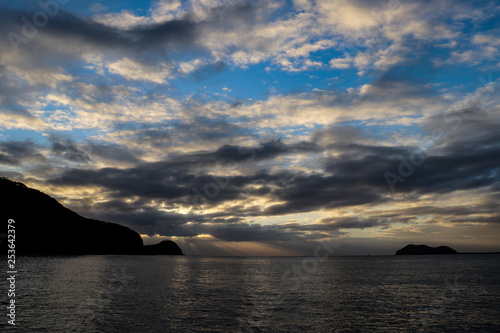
left=0, top=177, right=183, bottom=256
left=396, top=244, right=458, bottom=255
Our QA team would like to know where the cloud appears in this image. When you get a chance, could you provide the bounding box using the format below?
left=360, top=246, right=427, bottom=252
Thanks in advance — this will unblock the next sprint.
left=0, top=109, right=47, bottom=131
left=0, top=140, right=46, bottom=165
left=88, top=143, right=141, bottom=165
left=107, top=58, right=174, bottom=83
left=0, top=0, right=496, bottom=82
left=330, top=57, right=352, bottom=69
left=446, top=48, right=498, bottom=65
left=49, top=136, right=91, bottom=163
left=472, top=33, right=500, bottom=46
left=43, top=102, right=499, bottom=221
left=93, top=9, right=151, bottom=29
left=0, top=3, right=251, bottom=74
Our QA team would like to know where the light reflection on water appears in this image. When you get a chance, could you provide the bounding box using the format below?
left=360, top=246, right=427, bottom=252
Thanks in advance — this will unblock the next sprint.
left=1, top=255, right=499, bottom=332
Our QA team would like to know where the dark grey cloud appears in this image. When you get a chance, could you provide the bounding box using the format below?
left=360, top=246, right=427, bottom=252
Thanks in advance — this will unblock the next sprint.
left=374, top=204, right=489, bottom=219
left=111, top=120, right=256, bottom=150
left=282, top=217, right=389, bottom=232
left=54, top=166, right=191, bottom=200
left=421, top=101, right=490, bottom=138
left=169, top=120, right=254, bottom=144
left=48, top=137, right=139, bottom=165
left=49, top=139, right=321, bottom=203
left=88, top=142, right=141, bottom=164
left=194, top=138, right=321, bottom=163
left=392, top=118, right=500, bottom=194
left=35, top=110, right=499, bottom=243
left=49, top=135, right=91, bottom=163
left=0, top=140, right=45, bottom=165
left=0, top=3, right=255, bottom=59
left=263, top=173, right=384, bottom=216
left=65, top=195, right=203, bottom=236
left=190, top=61, right=227, bottom=81
left=68, top=197, right=284, bottom=242
left=0, top=6, right=191, bottom=53
left=317, top=117, right=500, bottom=197
left=50, top=115, right=500, bottom=221
left=449, top=215, right=500, bottom=224
left=322, top=217, right=389, bottom=230
left=116, top=126, right=175, bottom=149
left=312, top=125, right=368, bottom=146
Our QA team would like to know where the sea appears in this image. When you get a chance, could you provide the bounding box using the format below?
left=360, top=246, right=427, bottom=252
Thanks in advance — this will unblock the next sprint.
left=1, top=255, right=499, bottom=332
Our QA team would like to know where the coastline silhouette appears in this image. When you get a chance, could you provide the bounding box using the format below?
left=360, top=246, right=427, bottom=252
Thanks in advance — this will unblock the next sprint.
left=395, top=244, right=458, bottom=255
left=0, top=177, right=183, bottom=256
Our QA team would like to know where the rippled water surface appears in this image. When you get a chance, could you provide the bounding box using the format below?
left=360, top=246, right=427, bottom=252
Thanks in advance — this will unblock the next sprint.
left=1, top=255, right=499, bottom=332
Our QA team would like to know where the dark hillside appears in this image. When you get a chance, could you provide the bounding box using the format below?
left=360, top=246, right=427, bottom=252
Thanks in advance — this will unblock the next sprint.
left=1, top=178, right=182, bottom=255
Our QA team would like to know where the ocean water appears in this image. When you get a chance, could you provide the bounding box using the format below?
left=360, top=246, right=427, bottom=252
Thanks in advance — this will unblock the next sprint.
left=1, top=255, right=499, bottom=332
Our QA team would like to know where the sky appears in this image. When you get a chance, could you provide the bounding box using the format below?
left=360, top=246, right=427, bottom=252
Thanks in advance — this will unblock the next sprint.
left=0, top=0, right=499, bottom=256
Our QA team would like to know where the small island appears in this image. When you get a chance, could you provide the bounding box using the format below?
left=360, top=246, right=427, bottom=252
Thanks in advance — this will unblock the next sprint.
left=396, top=244, right=458, bottom=255
left=143, top=240, right=184, bottom=255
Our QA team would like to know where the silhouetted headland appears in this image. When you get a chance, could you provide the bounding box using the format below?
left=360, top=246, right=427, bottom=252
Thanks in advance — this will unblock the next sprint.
left=143, top=240, right=184, bottom=255
left=1, top=178, right=183, bottom=256
left=396, top=244, right=458, bottom=255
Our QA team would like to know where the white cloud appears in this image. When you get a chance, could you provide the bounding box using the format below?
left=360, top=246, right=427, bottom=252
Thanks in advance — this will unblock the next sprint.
left=196, top=0, right=480, bottom=74
left=446, top=47, right=498, bottom=65
left=0, top=111, right=47, bottom=131
left=472, top=34, right=500, bottom=46
left=178, top=58, right=206, bottom=74
left=316, top=0, right=379, bottom=31
left=329, top=57, right=352, bottom=69
left=4, top=65, right=73, bottom=89
left=107, top=58, right=174, bottom=83
left=93, top=0, right=185, bottom=29
left=93, top=10, right=150, bottom=29
left=84, top=0, right=497, bottom=78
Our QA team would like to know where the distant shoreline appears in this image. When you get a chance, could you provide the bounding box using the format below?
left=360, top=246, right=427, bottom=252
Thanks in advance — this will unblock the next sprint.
left=457, top=252, right=500, bottom=255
